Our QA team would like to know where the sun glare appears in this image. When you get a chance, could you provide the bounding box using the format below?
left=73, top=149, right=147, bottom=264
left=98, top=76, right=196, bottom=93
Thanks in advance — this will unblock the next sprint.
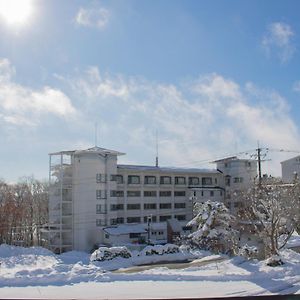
left=0, top=0, right=33, bottom=25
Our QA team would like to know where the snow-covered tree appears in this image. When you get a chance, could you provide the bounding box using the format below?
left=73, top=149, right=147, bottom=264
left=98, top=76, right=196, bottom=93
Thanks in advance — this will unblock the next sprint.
left=238, top=182, right=300, bottom=261
left=187, top=200, right=238, bottom=254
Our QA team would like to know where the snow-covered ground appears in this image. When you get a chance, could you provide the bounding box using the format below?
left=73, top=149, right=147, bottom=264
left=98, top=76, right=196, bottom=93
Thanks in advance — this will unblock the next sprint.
left=1, top=244, right=300, bottom=298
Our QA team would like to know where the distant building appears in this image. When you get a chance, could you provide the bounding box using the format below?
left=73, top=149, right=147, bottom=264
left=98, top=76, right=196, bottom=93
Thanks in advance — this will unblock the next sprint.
left=281, top=155, right=300, bottom=183
left=46, top=146, right=225, bottom=253
left=213, top=156, right=257, bottom=213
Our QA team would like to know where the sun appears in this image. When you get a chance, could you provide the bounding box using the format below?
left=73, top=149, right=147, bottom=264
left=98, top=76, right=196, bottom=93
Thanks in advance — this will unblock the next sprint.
left=0, top=0, right=33, bottom=25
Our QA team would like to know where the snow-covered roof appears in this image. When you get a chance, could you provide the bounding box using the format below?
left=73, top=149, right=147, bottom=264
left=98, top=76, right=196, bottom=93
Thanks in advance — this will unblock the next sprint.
left=50, top=146, right=125, bottom=156
left=117, top=164, right=220, bottom=174
left=150, top=223, right=166, bottom=231
left=212, top=156, right=256, bottom=163
left=280, top=155, right=300, bottom=164
left=167, top=219, right=183, bottom=232
left=103, top=224, right=147, bottom=236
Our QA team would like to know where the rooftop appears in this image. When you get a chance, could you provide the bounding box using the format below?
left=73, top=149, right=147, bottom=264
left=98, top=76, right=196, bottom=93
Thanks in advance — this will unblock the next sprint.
left=50, top=146, right=125, bottom=156
left=117, top=164, right=221, bottom=174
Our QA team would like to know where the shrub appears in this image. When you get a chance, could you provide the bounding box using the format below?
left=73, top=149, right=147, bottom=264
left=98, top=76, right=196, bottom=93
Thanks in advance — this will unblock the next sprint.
left=90, top=246, right=132, bottom=262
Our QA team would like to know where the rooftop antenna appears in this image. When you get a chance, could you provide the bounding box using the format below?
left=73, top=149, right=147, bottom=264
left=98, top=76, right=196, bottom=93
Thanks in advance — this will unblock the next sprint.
left=95, top=122, right=98, bottom=147
left=155, top=130, right=159, bottom=167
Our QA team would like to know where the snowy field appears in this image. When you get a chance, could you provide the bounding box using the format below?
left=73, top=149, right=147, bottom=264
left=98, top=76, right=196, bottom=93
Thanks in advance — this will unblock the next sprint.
left=1, top=244, right=300, bottom=299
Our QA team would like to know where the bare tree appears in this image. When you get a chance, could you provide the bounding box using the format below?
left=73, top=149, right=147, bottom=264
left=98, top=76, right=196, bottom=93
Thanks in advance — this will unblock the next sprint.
left=238, top=181, right=300, bottom=260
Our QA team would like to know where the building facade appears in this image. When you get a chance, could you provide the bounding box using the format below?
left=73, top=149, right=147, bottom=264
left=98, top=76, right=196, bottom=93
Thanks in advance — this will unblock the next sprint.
left=47, top=146, right=224, bottom=253
left=213, top=156, right=257, bottom=213
left=281, top=155, right=300, bottom=183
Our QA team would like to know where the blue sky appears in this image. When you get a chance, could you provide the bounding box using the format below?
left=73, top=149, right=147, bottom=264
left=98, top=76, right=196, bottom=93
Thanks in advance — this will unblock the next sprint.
left=1, top=0, right=300, bottom=182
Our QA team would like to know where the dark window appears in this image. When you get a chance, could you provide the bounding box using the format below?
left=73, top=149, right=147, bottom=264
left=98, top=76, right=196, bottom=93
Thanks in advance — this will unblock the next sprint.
left=110, top=190, right=124, bottom=197
left=159, top=215, right=171, bottom=222
left=234, top=177, right=243, bottom=183
left=110, top=219, right=117, bottom=225
left=144, top=176, right=156, bottom=184
left=189, top=177, right=199, bottom=185
left=127, top=217, right=141, bottom=223
left=144, top=191, right=157, bottom=197
left=144, top=203, right=157, bottom=210
left=127, top=203, right=141, bottom=210
left=128, top=175, right=140, bottom=184
left=210, top=191, right=214, bottom=197
left=110, top=175, right=117, bottom=181
left=116, top=175, right=123, bottom=184
left=96, top=190, right=107, bottom=199
left=159, top=191, right=172, bottom=197
left=175, top=203, right=185, bottom=209
left=160, top=176, right=172, bottom=184
left=159, top=203, right=172, bottom=209
left=144, top=216, right=157, bottom=223
left=225, top=176, right=231, bottom=186
left=201, top=191, right=204, bottom=197
left=127, top=191, right=141, bottom=197
left=175, top=215, right=186, bottom=221
left=117, top=218, right=124, bottom=224
left=215, top=178, right=218, bottom=184
left=110, top=204, right=124, bottom=211
left=96, top=173, right=106, bottom=183
left=220, top=190, right=223, bottom=196
left=174, top=191, right=185, bottom=197
left=175, top=177, right=186, bottom=185
left=96, top=204, right=102, bottom=214
left=202, top=177, right=212, bottom=185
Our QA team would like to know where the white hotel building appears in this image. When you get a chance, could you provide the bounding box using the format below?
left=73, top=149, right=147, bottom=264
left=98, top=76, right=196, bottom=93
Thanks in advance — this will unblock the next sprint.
left=47, top=146, right=225, bottom=253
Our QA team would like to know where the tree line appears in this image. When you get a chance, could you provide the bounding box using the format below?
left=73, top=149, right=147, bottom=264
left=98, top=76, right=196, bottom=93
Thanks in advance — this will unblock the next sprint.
left=0, top=177, right=48, bottom=247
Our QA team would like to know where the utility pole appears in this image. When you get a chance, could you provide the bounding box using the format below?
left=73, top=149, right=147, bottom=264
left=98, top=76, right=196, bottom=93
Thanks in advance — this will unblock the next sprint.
left=257, top=145, right=262, bottom=185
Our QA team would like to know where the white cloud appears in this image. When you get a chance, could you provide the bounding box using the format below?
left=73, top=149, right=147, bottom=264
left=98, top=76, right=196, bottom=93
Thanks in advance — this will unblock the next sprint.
left=0, top=58, right=77, bottom=126
left=60, top=68, right=300, bottom=176
left=262, top=22, right=295, bottom=63
left=75, top=6, right=110, bottom=29
left=293, top=81, right=300, bottom=93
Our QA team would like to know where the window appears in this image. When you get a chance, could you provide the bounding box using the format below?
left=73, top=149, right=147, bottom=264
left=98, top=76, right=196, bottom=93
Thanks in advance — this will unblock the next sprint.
left=175, top=215, right=186, bottom=221
left=159, top=203, right=172, bottom=209
left=96, top=173, right=106, bottom=183
left=127, top=217, right=141, bottom=223
left=245, top=161, right=251, bottom=168
left=96, top=204, right=102, bottom=214
left=127, top=191, right=141, bottom=197
left=127, top=203, right=141, bottom=210
left=160, top=176, right=172, bottom=184
left=202, top=177, right=212, bottom=185
left=116, top=175, right=123, bottom=184
left=159, top=215, right=171, bottom=222
left=110, top=190, right=124, bottom=197
left=215, top=178, right=218, bottom=184
left=129, top=233, right=141, bottom=239
left=96, top=219, right=106, bottom=226
left=189, top=177, right=199, bottom=185
left=220, top=190, right=223, bottom=196
left=110, top=175, right=117, bottom=181
left=144, top=203, right=156, bottom=210
left=210, top=191, right=214, bottom=197
left=234, top=177, right=244, bottom=183
left=144, top=216, right=157, bottom=223
left=116, top=218, right=124, bottom=224
left=144, top=176, right=156, bottom=184
left=159, top=191, right=172, bottom=197
left=201, top=191, right=204, bottom=197
left=105, top=234, right=109, bottom=239
left=110, top=204, right=124, bottom=211
left=174, top=191, right=185, bottom=197
left=110, top=218, right=117, bottom=225
left=175, top=177, right=186, bottom=185
left=225, top=176, right=231, bottom=186
left=144, top=191, right=157, bottom=197
left=96, top=190, right=107, bottom=199
left=175, top=203, right=185, bottom=209
left=128, top=175, right=140, bottom=184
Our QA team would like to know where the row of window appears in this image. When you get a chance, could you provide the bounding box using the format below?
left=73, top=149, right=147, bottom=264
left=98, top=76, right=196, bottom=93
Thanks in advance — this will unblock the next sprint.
left=97, top=189, right=222, bottom=199
left=97, top=190, right=186, bottom=199
left=96, top=174, right=217, bottom=185
left=96, top=202, right=186, bottom=213
left=96, top=215, right=187, bottom=226
left=225, top=176, right=244, bottom=186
